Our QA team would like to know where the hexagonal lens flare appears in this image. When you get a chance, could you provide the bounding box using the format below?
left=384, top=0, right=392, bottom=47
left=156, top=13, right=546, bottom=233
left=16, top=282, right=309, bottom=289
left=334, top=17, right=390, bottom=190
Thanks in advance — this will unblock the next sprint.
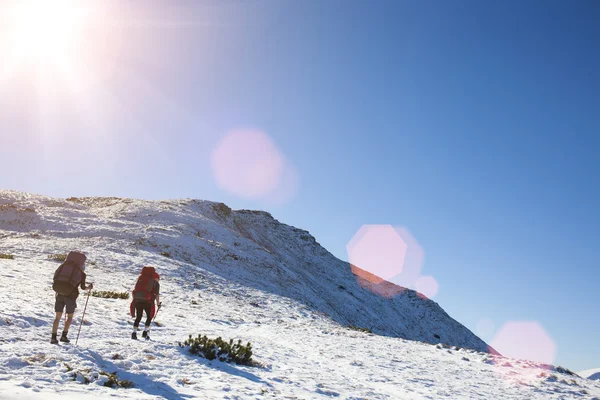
left=347, top=225, right=407, bottom=282
left=347, top=225, right=425, bottom=298
left=347, top=225, right=424, bottom=285
left=490, top=321, right=556, bottom=365
left=415, top=275, right=439, bottom=299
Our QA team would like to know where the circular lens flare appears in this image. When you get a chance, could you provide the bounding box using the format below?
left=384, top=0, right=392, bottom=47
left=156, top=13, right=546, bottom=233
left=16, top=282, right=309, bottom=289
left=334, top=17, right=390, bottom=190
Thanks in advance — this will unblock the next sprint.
left=211, top=129, right=286, bottom=199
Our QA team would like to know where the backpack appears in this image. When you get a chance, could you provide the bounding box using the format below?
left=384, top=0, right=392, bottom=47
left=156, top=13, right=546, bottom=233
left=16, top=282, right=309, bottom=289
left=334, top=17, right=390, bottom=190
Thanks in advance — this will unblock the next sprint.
left=132, top=266, right=157, bottom=301
left=53, top=251, right=86, bottom=296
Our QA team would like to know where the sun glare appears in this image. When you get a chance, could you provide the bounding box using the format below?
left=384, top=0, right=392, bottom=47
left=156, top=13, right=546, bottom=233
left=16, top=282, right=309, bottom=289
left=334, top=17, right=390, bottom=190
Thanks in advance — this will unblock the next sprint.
left=4, top=0, right=90, bottom=66
left=0, top=0, right=122, bottom=143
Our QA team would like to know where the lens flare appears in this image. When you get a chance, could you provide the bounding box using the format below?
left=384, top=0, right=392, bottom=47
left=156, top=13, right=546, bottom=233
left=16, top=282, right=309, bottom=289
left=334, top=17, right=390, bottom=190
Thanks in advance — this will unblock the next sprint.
left=347, top=225, right=425, bottom=298
left=347, top=225, right=407, bottom=282
left=211, top=129, right=289, bottom=200
left=415, top=275, right=439, bottom=299
left=490, top=321, right=556, bottom=365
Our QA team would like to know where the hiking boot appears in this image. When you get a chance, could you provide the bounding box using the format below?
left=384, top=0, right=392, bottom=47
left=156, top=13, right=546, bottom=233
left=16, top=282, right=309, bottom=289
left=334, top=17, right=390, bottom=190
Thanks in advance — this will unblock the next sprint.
left=50, top=334, right=58, bottom=344
left=60, top=332, right=70, bottom=343
left=142, top=330, right=149, bottom=340
left=131, top=332, right=137, bottom=340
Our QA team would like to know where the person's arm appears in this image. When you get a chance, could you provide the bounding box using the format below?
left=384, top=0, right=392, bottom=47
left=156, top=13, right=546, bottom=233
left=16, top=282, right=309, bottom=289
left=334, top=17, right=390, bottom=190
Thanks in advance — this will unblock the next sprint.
left=80, top=272, right=93, bottom=290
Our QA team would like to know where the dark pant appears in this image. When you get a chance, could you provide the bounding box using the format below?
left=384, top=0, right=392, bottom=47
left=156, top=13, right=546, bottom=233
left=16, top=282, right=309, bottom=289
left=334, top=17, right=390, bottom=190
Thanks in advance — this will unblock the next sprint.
left=133, top=300, right=153, bottom=328
left=55, top=295, right=77, bottom=314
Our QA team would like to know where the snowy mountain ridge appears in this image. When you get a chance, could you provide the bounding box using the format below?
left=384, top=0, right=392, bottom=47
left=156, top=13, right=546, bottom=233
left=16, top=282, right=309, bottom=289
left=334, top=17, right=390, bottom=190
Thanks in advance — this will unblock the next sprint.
left=1, top=189, right=599, bottom=399
left=0, top=190, right=486, bottom=352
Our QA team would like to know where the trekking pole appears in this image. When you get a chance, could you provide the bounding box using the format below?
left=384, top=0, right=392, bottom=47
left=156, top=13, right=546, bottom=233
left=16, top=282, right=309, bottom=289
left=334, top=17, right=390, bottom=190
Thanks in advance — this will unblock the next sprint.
left=150, top=303, right=162, bottom=327
left=75, top=289, right=92, bottom=346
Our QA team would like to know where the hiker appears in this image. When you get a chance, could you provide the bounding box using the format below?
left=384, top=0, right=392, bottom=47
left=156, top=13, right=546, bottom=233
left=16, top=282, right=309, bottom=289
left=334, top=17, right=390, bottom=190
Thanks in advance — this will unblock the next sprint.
left=130, top=266, right=161, bottom=340
left=51, top=251, right=93, bottom=344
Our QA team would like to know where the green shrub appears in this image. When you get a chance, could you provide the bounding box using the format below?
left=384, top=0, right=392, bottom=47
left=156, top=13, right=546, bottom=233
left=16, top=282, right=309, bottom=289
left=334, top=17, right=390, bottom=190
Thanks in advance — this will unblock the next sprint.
left=348, top=325, right=372, bottom=333
left=212, top=203, right=232, bottom=218
left=48, top=254, right=67, bottom=262
left=91, top=290, right=129, bottom=299
left=180, top=334, right=253, bottom=366
left=0, top=254, right=14, bottom=260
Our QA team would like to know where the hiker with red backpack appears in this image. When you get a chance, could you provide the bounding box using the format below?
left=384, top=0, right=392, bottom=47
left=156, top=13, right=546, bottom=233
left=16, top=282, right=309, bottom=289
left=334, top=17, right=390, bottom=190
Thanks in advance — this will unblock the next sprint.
left=51, top=251, right=93, bottom=344
left=130, top=266, right=161, bottom=340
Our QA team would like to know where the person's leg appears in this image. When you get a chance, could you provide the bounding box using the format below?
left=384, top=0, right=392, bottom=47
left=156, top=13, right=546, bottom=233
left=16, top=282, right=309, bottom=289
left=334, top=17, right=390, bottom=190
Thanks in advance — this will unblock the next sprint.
left=132, top=301, right=144, bottom=339
left=142, top=302, right=153, bottom=338
left=133, top=302, right=144, bottom=328
left=144, top=302, right=153, bottom=328
left=60, top=298, right=77, bottom=342
left=52, top=312, right=62, bottom=335
left=64, top=314, right=74, bottom=332
left=52, top=295, right=66, bottom=343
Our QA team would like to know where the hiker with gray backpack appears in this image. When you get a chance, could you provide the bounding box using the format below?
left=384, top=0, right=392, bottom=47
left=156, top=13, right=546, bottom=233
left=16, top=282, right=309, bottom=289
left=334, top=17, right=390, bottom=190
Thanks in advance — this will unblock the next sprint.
left=51, top=251, right=93, bottom=344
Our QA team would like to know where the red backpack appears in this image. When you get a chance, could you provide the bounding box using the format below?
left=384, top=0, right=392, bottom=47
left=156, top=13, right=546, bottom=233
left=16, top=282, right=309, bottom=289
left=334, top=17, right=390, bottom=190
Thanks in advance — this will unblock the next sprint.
left=132, top=266, right=158, bottom=301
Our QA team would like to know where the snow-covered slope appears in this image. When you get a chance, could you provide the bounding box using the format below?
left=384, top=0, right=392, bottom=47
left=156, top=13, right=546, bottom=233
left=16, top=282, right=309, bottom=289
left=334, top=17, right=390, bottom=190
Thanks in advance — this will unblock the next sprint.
left=0, top=190, right=486, bottom=351
left=580, top=368, right=600, bottom=381
left=1, top=190, right=599, bottom=399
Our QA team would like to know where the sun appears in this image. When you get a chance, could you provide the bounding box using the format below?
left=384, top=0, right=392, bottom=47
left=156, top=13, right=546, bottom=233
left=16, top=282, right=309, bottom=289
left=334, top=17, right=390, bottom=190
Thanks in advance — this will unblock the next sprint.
left=4, top=0, right=90, bottom=67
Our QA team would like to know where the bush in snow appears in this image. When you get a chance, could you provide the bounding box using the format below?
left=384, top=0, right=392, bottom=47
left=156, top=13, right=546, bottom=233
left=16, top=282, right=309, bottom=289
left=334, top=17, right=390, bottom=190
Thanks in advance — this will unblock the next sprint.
left=48, top=253, right=67, bottom=262
left=0, top=254, right=14, bottom=259
left=180, top=334, right=253, bottom=366
left=100, top=371, right=134, bottom=388
left=348, top=325, right=372, bottom=333
left=69, top=368, right=133, bottom=389
left=73, top=371, right=91, bottom=384
left=212, top=203, right=232, bottom=218
left=91, top=290, right=130, bottom=299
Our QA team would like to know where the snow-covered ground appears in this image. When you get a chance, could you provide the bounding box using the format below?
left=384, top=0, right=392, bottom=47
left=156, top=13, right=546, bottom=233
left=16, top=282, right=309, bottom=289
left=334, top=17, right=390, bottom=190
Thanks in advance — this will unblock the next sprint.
left=1, top=190, right=599, bottom=399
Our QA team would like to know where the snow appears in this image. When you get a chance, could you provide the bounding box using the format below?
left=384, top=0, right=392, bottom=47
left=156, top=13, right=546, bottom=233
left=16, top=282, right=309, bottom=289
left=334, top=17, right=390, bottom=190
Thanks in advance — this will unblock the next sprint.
left=1, top=189, right=599, bottom=399
left=580, top=368, right=600, bottom=381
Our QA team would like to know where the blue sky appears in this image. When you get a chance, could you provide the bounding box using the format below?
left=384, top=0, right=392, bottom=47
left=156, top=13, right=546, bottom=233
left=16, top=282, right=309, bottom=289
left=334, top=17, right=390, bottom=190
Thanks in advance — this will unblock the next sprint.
left=1, top=1, right=598, bottom=371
